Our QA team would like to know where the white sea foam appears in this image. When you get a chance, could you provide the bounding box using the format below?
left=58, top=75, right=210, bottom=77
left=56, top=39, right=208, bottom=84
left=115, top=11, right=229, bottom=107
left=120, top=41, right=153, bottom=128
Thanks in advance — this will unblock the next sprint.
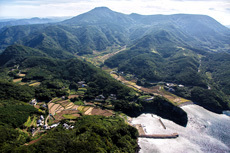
left=132, top=105, right=230, bottom=153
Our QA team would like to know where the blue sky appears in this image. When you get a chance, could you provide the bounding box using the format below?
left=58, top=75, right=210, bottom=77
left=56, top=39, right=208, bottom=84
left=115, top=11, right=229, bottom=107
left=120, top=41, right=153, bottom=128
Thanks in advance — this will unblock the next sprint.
left=0, top=0, right=229, bottom=25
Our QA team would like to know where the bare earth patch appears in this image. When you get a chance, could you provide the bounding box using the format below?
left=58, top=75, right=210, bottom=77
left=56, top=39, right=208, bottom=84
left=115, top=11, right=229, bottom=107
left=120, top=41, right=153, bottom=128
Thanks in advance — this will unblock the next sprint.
left=84, top=107, right=94, bottom=115
left=18, top=74, right=26, bottom=77
left=48, top=103, right=55, bottom=110
left=54, top=110, right=80, bottom=122
left=91, top=108, right=114, bottom=116
left=68, top=95, right=79, bottom=99
left=65, top=102, right=75, bottom=109
left=57, top=100, right=71, bottom=108
left=50, top=104, right=61, bottom=115
left=13, top=78, right=22, bottom=82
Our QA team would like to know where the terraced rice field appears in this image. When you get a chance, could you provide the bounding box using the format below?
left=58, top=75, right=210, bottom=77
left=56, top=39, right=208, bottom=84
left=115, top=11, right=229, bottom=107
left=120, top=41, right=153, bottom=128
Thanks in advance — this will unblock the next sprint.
left=48, top=103, right=55, bottom=110
left=18, top=74, right=26, bottom=77
left=29, top=82, right=41, bottom=86
left=140, top=85, right=190, bottom=105
left=84, top=107, right=94, bottom=115
left=91, top=108, right=114, bottom=116
left=58, top=100, right=71, bottom=108
left=55, top=105, right=65, bottom=114
left=65, top=102, right=75, bottom=109
left=48, top=98, right=114, bottom=123
left=50, top=104, right=62, bottom=115
left=49, top=99, right=79, bottom=116
left=71, top=105, right=78, bottom=110
left=13, top=78, right=22, bottom=83
left=54, top=110, right=80, bottom=122
left=68, top=95, right=79, bottom=99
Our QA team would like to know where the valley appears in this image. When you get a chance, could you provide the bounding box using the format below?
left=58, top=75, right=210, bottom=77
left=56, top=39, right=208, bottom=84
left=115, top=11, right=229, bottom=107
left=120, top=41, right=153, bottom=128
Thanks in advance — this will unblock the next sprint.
left=0, top=6, right=229, bottom=153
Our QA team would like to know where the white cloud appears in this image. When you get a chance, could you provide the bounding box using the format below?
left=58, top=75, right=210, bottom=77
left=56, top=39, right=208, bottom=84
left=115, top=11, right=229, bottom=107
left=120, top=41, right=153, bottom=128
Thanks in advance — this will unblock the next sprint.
left=0, top=0, right=229, bottom=25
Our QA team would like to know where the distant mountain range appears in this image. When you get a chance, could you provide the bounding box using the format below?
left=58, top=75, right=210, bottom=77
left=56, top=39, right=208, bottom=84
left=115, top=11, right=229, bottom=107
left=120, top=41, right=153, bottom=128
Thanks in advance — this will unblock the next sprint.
left=0, top=17, right=71, bottom=29
left=0, top=7, right=229, bottom=55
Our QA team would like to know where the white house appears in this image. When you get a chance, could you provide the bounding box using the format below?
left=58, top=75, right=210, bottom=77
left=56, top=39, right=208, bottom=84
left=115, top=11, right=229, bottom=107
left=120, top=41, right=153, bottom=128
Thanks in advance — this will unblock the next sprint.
left=30, top=99, right=37, bottom=106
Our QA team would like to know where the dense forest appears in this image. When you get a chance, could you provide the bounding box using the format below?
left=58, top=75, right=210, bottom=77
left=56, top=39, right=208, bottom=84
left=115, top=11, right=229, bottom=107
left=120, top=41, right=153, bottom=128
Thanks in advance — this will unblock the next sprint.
left=105, top=46, right=206, bottom=87
left=2, top=116, right=138, bottom=153
left=105, top=44, right=230, bottom=113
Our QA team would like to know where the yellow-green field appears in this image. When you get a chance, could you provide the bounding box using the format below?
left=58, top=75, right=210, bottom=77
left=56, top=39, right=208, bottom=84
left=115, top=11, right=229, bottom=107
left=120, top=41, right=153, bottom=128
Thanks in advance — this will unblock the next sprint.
left=62, top=114, right=78, bottom=119
left=13, top=78, right=22, bottom=83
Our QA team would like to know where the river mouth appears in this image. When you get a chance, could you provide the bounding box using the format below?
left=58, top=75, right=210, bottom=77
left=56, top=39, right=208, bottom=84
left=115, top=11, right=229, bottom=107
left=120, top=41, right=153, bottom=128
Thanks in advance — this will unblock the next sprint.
left=132, top=105, right=230, bottom=153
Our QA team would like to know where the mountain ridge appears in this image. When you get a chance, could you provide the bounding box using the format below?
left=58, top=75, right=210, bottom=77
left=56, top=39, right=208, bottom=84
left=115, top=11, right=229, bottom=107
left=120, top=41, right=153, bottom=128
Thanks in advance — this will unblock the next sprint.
left=0, top=7, right=229, bottom=54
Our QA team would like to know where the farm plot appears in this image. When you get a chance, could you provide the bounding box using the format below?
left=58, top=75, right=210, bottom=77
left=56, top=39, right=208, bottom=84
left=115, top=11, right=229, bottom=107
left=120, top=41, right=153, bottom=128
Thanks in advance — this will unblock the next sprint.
left=91, top=108, right=114, bottom=116
left=49, top=103, right=64, bottom=115
left=13, top=78, right=22, bottom=83
left=140, top=85, right=190, bottom=105
left=57, top=100, right=71, bottom=108
left=18, top=74, right=26, bottom=77
left=54, top=110, right=80, bottom=122
left=65, top=102, right=75, bottom=109
left=24, top=116, right=37, bottom=128
left=68, top=95, right=79, bottom=99
left=29, top=82, right=41, bottom=86
left=84, top=107, right=94, bottom=115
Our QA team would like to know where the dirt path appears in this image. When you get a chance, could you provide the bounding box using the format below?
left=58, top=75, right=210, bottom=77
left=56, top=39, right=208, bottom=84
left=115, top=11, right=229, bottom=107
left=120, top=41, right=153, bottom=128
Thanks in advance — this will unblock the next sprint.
left=32, top=127, right=40, bottom=137
left=25, top=133, right=47, bottom=145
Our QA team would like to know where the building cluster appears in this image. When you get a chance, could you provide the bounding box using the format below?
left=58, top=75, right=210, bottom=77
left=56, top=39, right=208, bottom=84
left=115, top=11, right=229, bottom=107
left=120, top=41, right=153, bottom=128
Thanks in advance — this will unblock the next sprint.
left=78, top=81, right=88, bottom=88
left=37, top=115, right=44, bottom=127
left=30, top=99, right=37, bottom=106
left=95, top=94, right=117, bottom=101
left=63, top=123, right=74, bottom=130
left=164, top=83, right=184, bottom=92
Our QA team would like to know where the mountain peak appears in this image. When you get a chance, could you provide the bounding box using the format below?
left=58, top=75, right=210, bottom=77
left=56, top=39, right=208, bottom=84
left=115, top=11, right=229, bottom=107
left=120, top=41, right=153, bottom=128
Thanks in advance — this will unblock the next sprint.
left=92, top=7, right=111, bottom=11
left=62, top=6, right=134, bottom=26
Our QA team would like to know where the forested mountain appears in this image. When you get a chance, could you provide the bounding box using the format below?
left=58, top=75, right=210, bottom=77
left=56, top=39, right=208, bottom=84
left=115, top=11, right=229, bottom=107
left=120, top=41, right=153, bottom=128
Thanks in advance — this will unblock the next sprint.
left=0, top=7, right=229, bottom=54
left=62, top=7, right=135, bottom=26
left=0, top=6, right=229, bottom=113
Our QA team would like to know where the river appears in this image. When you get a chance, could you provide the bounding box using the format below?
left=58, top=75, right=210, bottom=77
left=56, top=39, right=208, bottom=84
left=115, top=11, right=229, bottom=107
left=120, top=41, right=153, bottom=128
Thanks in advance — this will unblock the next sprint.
left=132, top=105, right=230, bottom=153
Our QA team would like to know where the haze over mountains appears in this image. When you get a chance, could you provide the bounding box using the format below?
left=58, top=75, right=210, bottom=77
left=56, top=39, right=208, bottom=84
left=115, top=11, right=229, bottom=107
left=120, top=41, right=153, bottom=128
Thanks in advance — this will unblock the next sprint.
left=0, top=17, right=70, bottom=30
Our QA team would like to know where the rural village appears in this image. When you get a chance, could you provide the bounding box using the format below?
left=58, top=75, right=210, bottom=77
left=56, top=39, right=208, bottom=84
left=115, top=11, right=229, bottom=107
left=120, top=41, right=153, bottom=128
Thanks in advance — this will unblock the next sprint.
left=9, top=63, right=193, bottom=145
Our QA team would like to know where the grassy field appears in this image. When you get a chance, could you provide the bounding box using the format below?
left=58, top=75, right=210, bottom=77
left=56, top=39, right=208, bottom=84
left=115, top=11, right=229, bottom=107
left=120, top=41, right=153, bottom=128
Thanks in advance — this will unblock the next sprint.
left=76, top=88, right=87, bottom=95
left=62, top=114, right=79, bottom=119
left=29, top=82, right=41, bottom=86
left=24, top=116, right=37, bottom=127
left=24, top=116, right=32, bottom=127
left=206, top=72, right=212, bottom=80
left=74, top=101, right=84, bottom=105
left=31, top=116, right=37, bottom=127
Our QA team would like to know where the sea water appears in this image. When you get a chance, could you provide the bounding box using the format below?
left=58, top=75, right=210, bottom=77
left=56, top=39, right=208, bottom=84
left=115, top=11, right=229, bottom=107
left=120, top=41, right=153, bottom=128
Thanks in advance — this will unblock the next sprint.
left=132, top=105, right=230, bottom=153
